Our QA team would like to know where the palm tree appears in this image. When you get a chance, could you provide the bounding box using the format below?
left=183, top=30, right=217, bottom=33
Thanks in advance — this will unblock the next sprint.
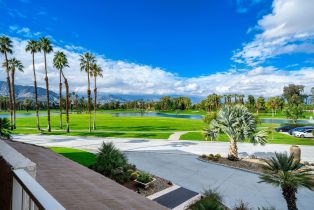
left=0, top=36, right=13, bottom=130
left=39, top=37, right=53, bottom=132
left=8, top=58, right=24, bottom=129
left=0, top=118, right=11, bottom=139
left=25, top=40, right=41, bottom=130
left=259, top=152, right=314, bottom=210
left=80, top=52, right=95, bottom=132
left=53, top=51, right=70, bottom=132
left=210, top=105, right=268, bottom=160
left=90, top=63, right=103, bottom=130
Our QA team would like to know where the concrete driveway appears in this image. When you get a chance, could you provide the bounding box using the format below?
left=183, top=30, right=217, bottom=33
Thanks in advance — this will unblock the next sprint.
left=13, top=134, right=314, bottom=209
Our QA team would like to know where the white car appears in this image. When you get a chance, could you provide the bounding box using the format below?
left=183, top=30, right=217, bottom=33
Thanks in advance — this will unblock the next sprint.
left=293, top=129, right=314, bottom=138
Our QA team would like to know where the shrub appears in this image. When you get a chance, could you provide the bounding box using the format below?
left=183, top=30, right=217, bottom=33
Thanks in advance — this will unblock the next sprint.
left=201, top=154, right=207, bottom=159
left=188, top=189, right=224, bottom=210
left=127, top=169, right=134, bottom=174
left=92, top=142, right=128, bottom=181
left=215, top=154, right=221, bottom=158
left=131, top=171, right=140, bottom=180
left=208, top=154, right=215, bottom=160
left=136, top=172, right=153, bottom=184
left=233, top=201, right=251, bottom=210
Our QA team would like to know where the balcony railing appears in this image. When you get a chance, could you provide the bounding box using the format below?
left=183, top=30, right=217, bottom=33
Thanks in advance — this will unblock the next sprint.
left=12, top=169, right=65, bottom=210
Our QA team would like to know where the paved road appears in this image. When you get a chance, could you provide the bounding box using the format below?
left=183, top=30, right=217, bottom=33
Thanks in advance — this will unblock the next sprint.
left=13, top=134, right=314, bottom=209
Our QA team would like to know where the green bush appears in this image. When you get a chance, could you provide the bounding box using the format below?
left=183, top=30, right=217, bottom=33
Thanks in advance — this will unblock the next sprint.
left=208, top=154, right=215, bottom=160
left=131, top=171, right=140, bottom=180
left=188, top=189, right=224, bottom=210
left=201, top=154, right=207, bottom=159
left=215, top=154, right=221, bottom=158
left=92, top=142, right=130, bottom=183
left=136, top=172, right=153, bottom=184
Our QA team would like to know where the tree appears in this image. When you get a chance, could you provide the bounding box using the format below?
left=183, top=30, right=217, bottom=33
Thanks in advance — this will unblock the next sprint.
left=246, top=95, right=255, bottom=111
left=22, top=99, right=32, bottom=112
left=0, top=118, right=11, bottom=139
left=283, top=84, right=305, bottom=105
left=256, top=96, right=266, bottom=115
left=53, top=51, right=70, bottom=132
left=284, top=104, right=304, bottom=123
left=259, top=152, right=314, bottom=210
left=80, top=52, right=95, bottom=132
left=0, top=36, right=13, bottom=130
left=266, top=96, right=285, bottom=116
left=210, top=105, right=268, bottom=160
left=25, top=40, right=41, bottom=130
left=90, top=63, right=103, bottom=130
left=311, top=87, right=314, bottom=105
left=39, top=37, right=53, bottom=132
left=8, top=58, right=24, bottom=129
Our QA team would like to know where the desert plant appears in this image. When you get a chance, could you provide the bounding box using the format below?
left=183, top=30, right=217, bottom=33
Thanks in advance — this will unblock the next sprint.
left=233, top=201, right=251, bottom=210
left=93, top=142, right=128, bottom=179
left=0, top=118, right=11, bottom=139
left=210, top=105, right=268, bottom=160
left=188, top=189, right=224, bottom=210
left=136, top=172, right=153, bottom=184
left=259, top=152, right=314, bottom=210
left=131, top=171, right=140, bottom=180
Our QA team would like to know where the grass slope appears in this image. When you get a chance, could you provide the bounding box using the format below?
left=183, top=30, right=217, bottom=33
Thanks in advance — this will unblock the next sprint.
left=50, top=147, right=96, bottom=167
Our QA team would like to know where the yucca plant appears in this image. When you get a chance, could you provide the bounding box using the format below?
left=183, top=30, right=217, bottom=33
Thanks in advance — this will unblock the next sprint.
left=0, top=118, right=11, bottom=139
left=210, top=105, right=268, bottom=160
left=259, top=152, right=314, bottom=210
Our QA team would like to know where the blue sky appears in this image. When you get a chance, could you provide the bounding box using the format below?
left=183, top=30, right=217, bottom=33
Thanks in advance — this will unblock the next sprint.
left=1, top=0, right=314, bottom=96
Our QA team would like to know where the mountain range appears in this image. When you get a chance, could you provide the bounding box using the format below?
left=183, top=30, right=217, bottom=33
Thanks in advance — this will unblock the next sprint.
left=0, top=81, right=202, bottom=103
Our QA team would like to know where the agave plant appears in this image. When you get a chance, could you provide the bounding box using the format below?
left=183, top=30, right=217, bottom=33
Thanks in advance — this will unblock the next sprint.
left=259, top=152, right=314, bottom=210
left=0, top=118, right=11, bottom=139
left=210, top=105, right=268, bottom=160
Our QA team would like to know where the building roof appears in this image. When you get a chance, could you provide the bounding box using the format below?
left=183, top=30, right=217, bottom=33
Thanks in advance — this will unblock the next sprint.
left=8, top=140, right=167, bottom=210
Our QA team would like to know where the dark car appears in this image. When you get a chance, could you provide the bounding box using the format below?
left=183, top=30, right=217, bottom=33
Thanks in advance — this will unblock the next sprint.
left=289, top=126, right=314, bottom=135
left=275, top=125, right=298, bottom=132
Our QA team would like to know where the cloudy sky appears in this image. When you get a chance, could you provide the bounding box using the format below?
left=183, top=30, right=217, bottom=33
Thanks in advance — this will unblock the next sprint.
left=1, top=0, right=314, bottom=97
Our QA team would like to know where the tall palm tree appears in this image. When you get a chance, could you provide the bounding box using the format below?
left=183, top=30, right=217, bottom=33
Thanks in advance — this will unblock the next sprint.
left=91, top=63, right=103, bottom=130
left=53, top=51, right=70, bottom=132
left=0, top=36, right=13, bottom=130
left=259, top=152, right=314, bottom=210
left=8, top=58, right=24, bottom=129
left=210, top=105, right=268, bottom=160
left=25, top=40, right=41, bottom=130
left=39, top=37, right=53, bottom=132
left=80, top=52, right=95, bottom=132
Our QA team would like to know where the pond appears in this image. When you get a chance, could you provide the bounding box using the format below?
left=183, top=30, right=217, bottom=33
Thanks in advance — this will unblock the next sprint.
left=111, top=112, right=203, bottom=120
left=261, top=118, right=314, bottom=124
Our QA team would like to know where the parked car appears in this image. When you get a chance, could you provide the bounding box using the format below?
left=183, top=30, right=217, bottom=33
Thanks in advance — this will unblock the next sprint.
left=293, top=129, right=314, bottom=138
left=288, top=126, right=314, bottom=135
left=275, top=125, right=298, bottom=132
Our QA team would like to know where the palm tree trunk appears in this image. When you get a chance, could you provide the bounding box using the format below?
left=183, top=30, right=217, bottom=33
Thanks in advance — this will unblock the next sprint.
left=32, top=53, right=40, bottom=131
left=44, top=52, right=51, bottom=132
left=282, top=186, right=298, bottom=210
left=59, top=71, right=62, bottom=128
left=228, top=139, right=239, bottom=161
left=11, top=68, right=16, bottom=129
left=62, top=71, right=69, bottom=133
left=4, top=53, right=13, bottom=130
left=87, top=71, right=91, bottom=132
left=93, top=76, right=97, bottom=130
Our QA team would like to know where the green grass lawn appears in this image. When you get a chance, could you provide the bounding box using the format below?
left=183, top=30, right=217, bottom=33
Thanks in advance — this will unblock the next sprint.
left=258, top=111, right=314, bottom=119
left=50, top=147, right=96, bottom=167
left=180, top=124, right=314, bottom=145
left=13, top=113, right=204, bottom=138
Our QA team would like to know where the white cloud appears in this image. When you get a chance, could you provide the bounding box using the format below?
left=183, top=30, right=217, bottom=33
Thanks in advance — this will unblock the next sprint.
left=1, top=36, right=313, bottom=98
left=9, top=25, right=41, bottom=38
left=233, top=0, right=314, bottom=66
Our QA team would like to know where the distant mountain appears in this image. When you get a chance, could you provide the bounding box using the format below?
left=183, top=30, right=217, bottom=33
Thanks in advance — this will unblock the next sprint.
left=0, top=81, right=58, bottom=102
left=0, top=81, right=203, bottom=103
